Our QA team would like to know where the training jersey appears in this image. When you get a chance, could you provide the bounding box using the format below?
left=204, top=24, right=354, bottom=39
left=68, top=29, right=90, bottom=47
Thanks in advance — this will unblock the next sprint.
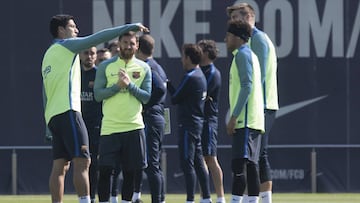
left=168, top=67, right=207, bottom=134
left=41, top=23, right=141, bottom=124
left=81, top=67, right=102, bottom=128
left=94, top=56, right=151, bottom=135
left=143, top=58, right=167, bottom=117
left=200, top=63, right=221, bottom=126
left=229, top=45, right=264, bottom=133
left=250, top=27, right=279, bottom=110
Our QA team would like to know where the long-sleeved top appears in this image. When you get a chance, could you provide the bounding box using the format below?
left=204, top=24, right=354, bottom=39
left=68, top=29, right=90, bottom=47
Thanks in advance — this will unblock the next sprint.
left=229, top=44, right=264, bottom=132
left=168, top=67, right=207, bottom=134
left=250, top=27, right=279, bottom=110
left=81, top=66, right=102, bottom=128
left=94, top=56, right=151, bottom=135
left=200, top=63, right=221, bottom=126
left=143, top=58, right=167, bottom=118
left=42, top=23, right=141, bottom=124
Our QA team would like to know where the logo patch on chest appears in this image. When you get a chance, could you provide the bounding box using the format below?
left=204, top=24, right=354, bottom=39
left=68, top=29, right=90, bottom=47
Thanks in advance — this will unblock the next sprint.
left=132, top=71, right=140, bottom=79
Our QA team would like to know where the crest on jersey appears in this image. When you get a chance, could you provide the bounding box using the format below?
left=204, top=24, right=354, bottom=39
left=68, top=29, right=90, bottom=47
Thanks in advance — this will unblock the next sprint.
left=132, top=71, right=140, bottom=79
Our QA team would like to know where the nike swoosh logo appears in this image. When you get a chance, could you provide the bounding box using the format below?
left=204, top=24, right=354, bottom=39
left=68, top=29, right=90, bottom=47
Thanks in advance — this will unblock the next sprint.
left=173, top=172, right=184, bottom=178
left=276, top=95, right=328, bottom=118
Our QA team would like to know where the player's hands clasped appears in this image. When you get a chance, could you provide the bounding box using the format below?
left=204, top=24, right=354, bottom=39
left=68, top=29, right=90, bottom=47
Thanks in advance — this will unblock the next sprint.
left=118, top=69, right=130, bottom=89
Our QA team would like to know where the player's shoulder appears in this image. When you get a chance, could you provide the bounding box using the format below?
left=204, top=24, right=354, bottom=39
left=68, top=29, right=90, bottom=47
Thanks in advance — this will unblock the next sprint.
left=134, top=57, right=151, bottom=70
left=252, top=28, right=267, bottom=40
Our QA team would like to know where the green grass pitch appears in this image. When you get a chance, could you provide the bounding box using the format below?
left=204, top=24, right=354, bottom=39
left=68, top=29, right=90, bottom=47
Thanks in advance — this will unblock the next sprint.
left=1, top=193, right=360, bottom=203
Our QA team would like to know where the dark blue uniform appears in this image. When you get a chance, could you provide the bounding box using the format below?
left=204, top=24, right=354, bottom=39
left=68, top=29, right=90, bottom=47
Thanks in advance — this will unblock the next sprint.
left=81, top=67, right=102, bottom=201
left=200, top=63, right=221, bottom=156
left=168, top=67, right=211, bottom=202
left=143, top=58, right=167, bottom=203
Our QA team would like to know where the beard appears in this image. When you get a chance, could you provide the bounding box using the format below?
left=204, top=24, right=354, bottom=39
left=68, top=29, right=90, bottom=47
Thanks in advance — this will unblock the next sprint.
left=119, top=48, right=135, bottom=60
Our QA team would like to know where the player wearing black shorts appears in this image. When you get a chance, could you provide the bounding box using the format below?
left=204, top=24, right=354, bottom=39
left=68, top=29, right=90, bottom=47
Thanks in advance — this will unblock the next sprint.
left=94, top=31, right=151, bottom=203
left=225, top=20, right=265, bottom=203
left=42, top=14, right=148, bottom=203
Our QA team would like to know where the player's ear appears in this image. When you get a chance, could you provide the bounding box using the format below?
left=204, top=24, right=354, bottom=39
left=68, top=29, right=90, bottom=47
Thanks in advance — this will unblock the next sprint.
left=57, top=26, right=65, bottom=37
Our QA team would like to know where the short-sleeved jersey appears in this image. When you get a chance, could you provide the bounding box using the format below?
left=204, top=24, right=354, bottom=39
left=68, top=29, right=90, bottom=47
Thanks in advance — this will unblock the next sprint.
left=229, top=45, right=264, bottom=132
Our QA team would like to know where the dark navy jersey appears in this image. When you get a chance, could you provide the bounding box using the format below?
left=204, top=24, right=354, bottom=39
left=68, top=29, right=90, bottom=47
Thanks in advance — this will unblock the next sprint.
left=168, top=67, right=207, bottom=133
left=200, top=63, right=221, bottom=126
left=81, top=67, right=102, bottom=127
left=143, top=58, right=167, bottom=116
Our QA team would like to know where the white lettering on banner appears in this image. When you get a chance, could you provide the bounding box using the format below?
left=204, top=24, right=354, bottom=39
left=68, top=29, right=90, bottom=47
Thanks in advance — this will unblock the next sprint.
left=263, top=0, right=293, bottom=58
left=271, top=169, right=305, bottom=180
left=92, top=0, right=360, bottom=58
left=299, top=0, right=343, bottom=58
left=183, top=0, right=210, bottom=44
left=150, top=0, right=181, bottom=58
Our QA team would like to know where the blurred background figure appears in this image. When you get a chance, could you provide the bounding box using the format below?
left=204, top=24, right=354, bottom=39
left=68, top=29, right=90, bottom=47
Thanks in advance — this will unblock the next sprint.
left=96, top=48, right=111, bottom=65
left=80, top=46, right=102, bottom=203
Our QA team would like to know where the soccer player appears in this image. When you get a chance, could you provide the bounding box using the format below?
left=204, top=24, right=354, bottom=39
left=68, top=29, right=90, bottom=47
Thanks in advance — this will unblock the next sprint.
left=197, top=39, right=226, bottom=203
left=94, top=31, right=151, bottom=203
left=167, top=44, right=212, bottom=203
left=227, top=3, right=279, bottom=203
left=80, top=47, right=102, bottom=203
left=136, top=34, right=168, bottom=203
left=96, top=48, right=112, bottom=65
left=224, top=20, right=264, bottom=203
left=41, top=14, right=148, bottom=203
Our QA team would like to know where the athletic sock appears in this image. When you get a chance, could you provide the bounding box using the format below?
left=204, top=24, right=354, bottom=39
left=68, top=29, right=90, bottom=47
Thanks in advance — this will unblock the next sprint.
left=110, top=196, right=118, bottom=203
left=241, top=195, right=248, bottom=203
left=200, top=198, right=212, bottom=203
left=217, top=196, right=226, bottom=203
left=230, top=195, right=242, bottom=203
left=259, top=191, right=272, bottom=203
left=247, top=196, right=259, bottom=203
left=79, top=196, right=91, bottom=203
left=132, top=192, right=141, bottom=202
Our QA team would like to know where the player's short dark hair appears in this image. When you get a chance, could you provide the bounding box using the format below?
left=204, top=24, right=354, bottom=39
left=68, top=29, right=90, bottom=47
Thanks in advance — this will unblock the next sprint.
left=227, top=19, right=252, bottom=42
left=49, top=14, right=74, bottom=38
left=182, top=44, right=203, bottom=65
left=118, top=31, right=138, bottom=41
left=97, top=48, right=110, bottom=54
left=197, top=39, right=219, bottom=61
left=138, top=34, right=155, bottom=56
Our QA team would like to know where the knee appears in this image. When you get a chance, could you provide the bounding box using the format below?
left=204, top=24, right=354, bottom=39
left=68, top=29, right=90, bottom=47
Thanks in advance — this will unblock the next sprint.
left=231, top=158, right=245, bottom=175
left=98, top=165, right=113, bottom=178
left=73, top=157, right=91, bottom=171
